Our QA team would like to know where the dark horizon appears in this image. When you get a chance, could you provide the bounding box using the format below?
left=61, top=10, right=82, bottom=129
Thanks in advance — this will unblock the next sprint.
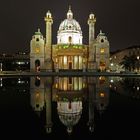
left=0, top=0, right=140, bottom=53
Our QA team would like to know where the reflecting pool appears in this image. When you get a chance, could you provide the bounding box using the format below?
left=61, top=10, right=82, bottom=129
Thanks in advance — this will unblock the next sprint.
left=0, top=76, right=140, bottom=139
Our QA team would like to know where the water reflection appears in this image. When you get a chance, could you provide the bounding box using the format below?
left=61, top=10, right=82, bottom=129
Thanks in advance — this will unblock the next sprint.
left=110, top=77, right=140, bottom=99
left=30, top=76, right=110, bottom=134
left=0, top=76, right=140, bottom=137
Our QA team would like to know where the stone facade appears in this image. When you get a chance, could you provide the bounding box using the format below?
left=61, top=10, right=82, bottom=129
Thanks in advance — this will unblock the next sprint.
left=30, top=7, right=110, bottom=72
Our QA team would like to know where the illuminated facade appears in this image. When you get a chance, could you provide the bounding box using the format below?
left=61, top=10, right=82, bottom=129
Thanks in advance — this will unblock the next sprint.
left=30, top=7, right=110, bottom=72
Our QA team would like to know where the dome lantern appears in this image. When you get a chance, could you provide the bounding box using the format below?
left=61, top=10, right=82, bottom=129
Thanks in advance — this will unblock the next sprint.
left=67, top=5, right=73, bottom=19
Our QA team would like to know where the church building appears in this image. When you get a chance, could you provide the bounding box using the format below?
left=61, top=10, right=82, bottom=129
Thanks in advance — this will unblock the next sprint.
left=30, top=6, right=110, bottom=72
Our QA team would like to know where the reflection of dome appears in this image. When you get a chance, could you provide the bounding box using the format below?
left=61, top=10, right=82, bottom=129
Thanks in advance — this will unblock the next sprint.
left=59, top=112, right=81, bottom=127
left=57, top=101, right=82, bottom=133
left=57, top=6, right=83, bottom=45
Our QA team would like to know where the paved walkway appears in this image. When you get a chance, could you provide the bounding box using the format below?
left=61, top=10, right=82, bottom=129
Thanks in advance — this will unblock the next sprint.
left=0, top=71, right=139, bottom=77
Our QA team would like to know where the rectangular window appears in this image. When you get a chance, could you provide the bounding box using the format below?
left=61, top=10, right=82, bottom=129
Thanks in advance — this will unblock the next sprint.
left=100, top=48, right=105, bottom=53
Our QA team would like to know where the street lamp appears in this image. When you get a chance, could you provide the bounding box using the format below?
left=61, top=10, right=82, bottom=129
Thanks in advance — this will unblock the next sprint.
left=137, top=56, right=139, bottom=72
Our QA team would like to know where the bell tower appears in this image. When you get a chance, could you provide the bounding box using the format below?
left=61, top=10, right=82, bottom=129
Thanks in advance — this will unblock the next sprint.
left=30, top=29, right=45, bottom=71
left=44, top=11, right=53, bottom=71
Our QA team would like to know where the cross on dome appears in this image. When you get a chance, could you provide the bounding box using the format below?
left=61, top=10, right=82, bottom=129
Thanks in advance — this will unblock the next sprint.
left=67, top=5, right=73, bottom=19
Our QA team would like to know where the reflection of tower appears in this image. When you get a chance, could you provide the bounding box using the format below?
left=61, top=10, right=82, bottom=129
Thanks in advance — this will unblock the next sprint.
left=0, top=78, right=3, bottom=87
left=30, top=77, right=45, bottom=115
left=88, top=77, right=96, bottom=132
left=95, top=76, right=109, bottom=114
left=30, top=77, right=53, bottom=133
left=44, top=11, right=53, bottom=71
left=45, top=77, right=53, bottom=133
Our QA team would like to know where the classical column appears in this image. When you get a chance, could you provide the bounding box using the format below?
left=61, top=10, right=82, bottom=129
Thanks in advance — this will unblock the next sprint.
left=88, top=13, right=96, bottom=71
left=44, top=11, right=53, bottom=71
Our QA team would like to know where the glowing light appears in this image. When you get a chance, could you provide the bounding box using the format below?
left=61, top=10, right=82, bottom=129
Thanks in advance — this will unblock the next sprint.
left=16, top=62, right=25, bottom=65
left=99, top=76, right=105, bottom=81
left=36, top=76, right=40, bottom=80
left=0, top=83, right=2, bottom=87
left=18, top=78, right=25, bottom=84
left=0, top=63, right=2, bottom=71
left=110, top=63, right=114, bottom=66
left=110, top=79, right=114, bottom=83
left=55, top=83, right=58, bottom=88
left=0, top=78, right=2, bottom=87
left=100, top=48, right=105, bottom=53
left=35, top=48, right=40, bottom=53
left=36, top=92, right=40, bottom=99
left=137, top=87, right=139, bottom=91
left=100, top=93, right=105, bottom=98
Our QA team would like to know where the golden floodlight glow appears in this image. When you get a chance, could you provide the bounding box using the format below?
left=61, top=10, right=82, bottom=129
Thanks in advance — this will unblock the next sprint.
left=36, top=92, right=40, bottom=98
left=100, top=48, right=105, bottom=53
left=100, top=93, right=105, bottom=98
left=35, top=48, right=40, bottom=53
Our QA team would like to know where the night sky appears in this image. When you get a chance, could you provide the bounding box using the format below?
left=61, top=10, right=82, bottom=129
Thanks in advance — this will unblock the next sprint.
left=0, top=0, right=140, bottom=53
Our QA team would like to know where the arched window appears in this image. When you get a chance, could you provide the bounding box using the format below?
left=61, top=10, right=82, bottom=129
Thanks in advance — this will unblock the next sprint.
left=101, top=39, right=104, bottom=43
left=68, top=36, right=72, bottom=44
left=36, top=38, right=39, bottom=41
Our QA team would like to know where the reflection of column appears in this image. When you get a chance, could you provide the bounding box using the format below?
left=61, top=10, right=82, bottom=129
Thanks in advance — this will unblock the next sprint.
left=55, top=57, right=59, bottom=72
left=74, top=77, right=78, bottom=90
left=45, top=77, right=53, bottom=133
left=0, top=78, right=3, bottom=87
left=79, top=77, right=82, bottom=90
left=0, top=63, right=2, bottom=72
left=88, top=77, right=96, bottom=132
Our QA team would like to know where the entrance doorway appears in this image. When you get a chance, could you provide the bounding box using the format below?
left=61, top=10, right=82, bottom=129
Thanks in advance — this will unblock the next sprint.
left=69, top=62, right=72, bottom=70
left=35, top=60, right=40, bottom=72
